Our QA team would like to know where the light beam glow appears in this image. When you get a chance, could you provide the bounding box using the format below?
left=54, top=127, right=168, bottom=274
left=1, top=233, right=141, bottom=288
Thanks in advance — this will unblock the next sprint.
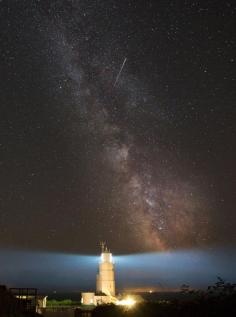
left=116, top=297, right=136, bottom=307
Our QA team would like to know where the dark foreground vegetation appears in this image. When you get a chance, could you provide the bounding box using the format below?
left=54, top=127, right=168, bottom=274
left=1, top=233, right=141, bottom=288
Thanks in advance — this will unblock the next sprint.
left=47, top=299, right=80, bottom=306
left=1, top=278, right=235, bottom=317
left=93, top=278, right=236, bottom=317
left=0, top=285, right=40, bottom=317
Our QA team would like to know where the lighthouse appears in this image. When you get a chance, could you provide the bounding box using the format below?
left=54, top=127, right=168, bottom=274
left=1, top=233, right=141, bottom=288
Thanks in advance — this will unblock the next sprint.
left=96, top=242, right=115, bottom=296
left=81, top=243, right=117, bottom=305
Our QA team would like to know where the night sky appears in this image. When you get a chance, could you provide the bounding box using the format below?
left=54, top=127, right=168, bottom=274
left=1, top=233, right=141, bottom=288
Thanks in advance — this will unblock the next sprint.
left=0, top=0, right=235, bottom=256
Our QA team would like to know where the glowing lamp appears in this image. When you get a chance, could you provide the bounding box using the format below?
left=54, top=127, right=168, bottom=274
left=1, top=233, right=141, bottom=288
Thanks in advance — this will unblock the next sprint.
left=116, top=297, right=136, bottom=307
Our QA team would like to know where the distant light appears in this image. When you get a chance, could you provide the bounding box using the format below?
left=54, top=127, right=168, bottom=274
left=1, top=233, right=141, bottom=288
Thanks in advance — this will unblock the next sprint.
left=116, top=297, right=136, bottom=307
left=149, top=290, right=153, bottom=293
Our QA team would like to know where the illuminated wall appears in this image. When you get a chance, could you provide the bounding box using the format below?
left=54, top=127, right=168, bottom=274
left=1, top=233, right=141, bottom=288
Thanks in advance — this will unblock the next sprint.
left=96, top=250, right=115, bottom=296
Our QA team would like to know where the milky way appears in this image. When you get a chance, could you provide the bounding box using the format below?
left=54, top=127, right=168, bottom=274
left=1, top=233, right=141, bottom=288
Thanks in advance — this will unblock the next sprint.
left=0, top=0, right=235, bottom=253
left=46, top=19, right=210, bottom=251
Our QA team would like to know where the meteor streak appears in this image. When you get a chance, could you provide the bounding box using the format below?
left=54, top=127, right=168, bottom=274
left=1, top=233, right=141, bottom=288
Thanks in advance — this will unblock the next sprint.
left=113, top=57, right=127, bottom=87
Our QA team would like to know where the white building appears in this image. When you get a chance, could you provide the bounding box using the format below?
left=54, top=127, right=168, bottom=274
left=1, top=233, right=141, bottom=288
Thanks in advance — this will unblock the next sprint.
left=96, top=243, right=115, bottom=296
left=81, top=243, right=116, bottom=306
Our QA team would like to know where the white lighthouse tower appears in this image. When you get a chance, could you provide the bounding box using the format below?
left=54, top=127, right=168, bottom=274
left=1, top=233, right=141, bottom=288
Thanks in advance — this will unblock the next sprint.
left=81, top=243, right=116, bottom=305
left=96, top=242, right=115, bottom=296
